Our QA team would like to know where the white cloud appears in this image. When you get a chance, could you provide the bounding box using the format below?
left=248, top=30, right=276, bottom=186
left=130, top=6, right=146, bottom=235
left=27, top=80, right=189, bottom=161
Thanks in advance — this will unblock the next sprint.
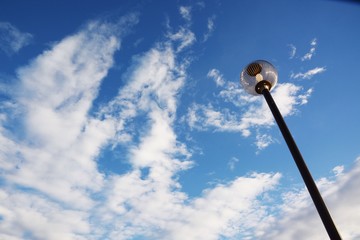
left=87, top=24, right=284, bottom=240
left=179, top=6, right=192, bottom=22
left=203, top=15, right=216, bottom=42
left=186, top=68, right=314, bottom=150
left=301, top=50, right=315, bottom=61
left=255, top=133, right=274, bottom=151
left=3, top=19, right=125, bottom=206
left=1, top=12, right=356, bottom=240
left=165, top=173, right=281, bottom=240
left=0, top=15, right=139, bottom=239
left=228, top=157, right=239, bottom=171
left=186, top=103, right=245, bottom=133
left=186, top=82, right=312, bottom=141
left=0, top=189, right=90, bottom=240
left=291, top=67, right=326, bottom=79
left=219, top=81, right=258, bottom=107
left=207, top=68, right=225, bottom=86
left=0, top=22, right=33, bottom=55
left=288, top=44, right=296, bottom=59
left=311, top=38, right=317, bottom=46
left=332, top=165, right=344, bottom=177
left=168, top=27, right=196, bottom=52
left=298, top=88, right=313, bottom=105
left=97, top=171, right=281, bottom=240
left=301, top=38, right=317, bottom=61
left=255, top=157, right=360, bottom=240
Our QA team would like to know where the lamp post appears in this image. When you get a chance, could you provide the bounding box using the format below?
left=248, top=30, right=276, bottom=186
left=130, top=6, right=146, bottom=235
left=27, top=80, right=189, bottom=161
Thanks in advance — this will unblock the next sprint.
left=240, top=60, right=341, bottom=240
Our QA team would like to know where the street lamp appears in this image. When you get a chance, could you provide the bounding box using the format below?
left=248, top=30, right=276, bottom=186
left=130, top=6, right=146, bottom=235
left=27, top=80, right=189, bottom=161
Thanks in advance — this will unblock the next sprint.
left=240, top=60, right=341, bottom=240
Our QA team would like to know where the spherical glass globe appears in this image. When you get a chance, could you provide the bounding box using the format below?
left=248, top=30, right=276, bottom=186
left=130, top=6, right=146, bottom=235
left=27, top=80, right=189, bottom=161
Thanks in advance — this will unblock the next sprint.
left=240, top=60, right=278, bottom=95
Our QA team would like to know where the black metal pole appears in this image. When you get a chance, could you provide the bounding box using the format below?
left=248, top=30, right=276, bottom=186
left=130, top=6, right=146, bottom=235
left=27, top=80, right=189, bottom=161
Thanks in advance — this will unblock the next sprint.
left=261, top=87, right=341, bottom=240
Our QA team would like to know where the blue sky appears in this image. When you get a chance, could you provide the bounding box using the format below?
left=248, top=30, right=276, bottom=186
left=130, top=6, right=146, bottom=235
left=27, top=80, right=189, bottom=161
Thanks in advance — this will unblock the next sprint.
left=0, top=0, right=360, bottom=239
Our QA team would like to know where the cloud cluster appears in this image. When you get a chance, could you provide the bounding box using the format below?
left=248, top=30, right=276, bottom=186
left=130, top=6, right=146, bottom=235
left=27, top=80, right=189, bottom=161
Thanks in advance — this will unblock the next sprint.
left=92, top=16, right=283, bottom=240
left=3, top=19, right=125, bottom=204
left=288, top=38, right=317, bottom=61
left=0, top=11, right=283, bottom=240
left=0, top=22, right=33, bottom=55
left=255, top=157, right=360, bottom=240
left=0, top=9, right=359, bottom=240
left=187, top=71, right=313, bottom=149
left=0, top=15, right=138, bottom=239
left=301, top=38, right=317, bottom=61
left=288, top=38, right=325, bottom=80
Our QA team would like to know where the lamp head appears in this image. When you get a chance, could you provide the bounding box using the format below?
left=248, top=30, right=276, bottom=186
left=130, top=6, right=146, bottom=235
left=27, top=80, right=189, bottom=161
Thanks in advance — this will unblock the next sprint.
left=240, top=60, right=278, bottom=95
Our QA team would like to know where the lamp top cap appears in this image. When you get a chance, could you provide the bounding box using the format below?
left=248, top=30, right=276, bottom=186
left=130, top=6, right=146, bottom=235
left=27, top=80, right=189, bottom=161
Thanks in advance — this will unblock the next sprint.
left=240, top=60, right=278, bottom=96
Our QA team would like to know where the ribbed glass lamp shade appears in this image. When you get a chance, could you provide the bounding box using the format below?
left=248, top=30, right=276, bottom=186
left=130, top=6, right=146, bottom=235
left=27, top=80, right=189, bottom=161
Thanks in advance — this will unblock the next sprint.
left=240, top=60, right=278, bottom=95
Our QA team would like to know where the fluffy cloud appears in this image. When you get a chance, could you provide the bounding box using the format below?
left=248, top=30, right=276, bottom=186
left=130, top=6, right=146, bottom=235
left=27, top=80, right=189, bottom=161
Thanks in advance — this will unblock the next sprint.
left=185, top=65, right=316, bottom=152
left=186, top=76, right=312, bottom=145
left=0, top=15, right=139, bottom=239
left=1, top=9, right=358, bottom=240
left=255, top=157, right=360, bottom=240
left=2, top=10, right=277, bottom=240
left=0, top=22, right=33, bottom=55
left=165, top=173, right=281, bottom=240
left=86, top=15, right=284, bottom=240
left=0, top=188, right=90, bottom=240
left=98, top=171, right=281, bottom=240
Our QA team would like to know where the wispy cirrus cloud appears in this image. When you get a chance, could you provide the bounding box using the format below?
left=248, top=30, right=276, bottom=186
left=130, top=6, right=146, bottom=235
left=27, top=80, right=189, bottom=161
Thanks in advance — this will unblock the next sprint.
left=207, top=68, right=225, bottom=87
left=291, top=67, right=326, bottom=79
left=228, top=157, right=239, bottom=171
left=288, top=44, right=296, bottom=59
left=179, top=6, right=192, bottom=22
left=203, top=15, right=216, bottom=42
left=288, top=38, right=317, bottom=61
left=167, top=26, right=196, bottom=52
left=301, top=38, right=317, bottom=61
left=0, top=22, right=33, bottom=55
